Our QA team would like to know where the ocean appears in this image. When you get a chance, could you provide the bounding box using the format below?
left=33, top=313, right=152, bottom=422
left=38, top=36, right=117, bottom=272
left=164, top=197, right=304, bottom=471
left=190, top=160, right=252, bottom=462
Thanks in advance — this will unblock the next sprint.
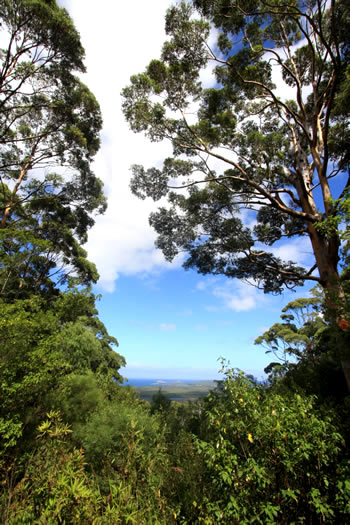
left=122, top=378, right=212, bottom=388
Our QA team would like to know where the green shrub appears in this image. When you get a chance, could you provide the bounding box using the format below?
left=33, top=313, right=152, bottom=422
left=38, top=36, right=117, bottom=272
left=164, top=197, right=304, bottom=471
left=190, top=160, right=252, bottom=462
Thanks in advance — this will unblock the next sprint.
left=50, top=371, right=105, bottom=425
left=76, top=401, right=174, bottom=522
left=3, top=411, right=176, bottom=524
left=3, top=412, right=101, bottom=524
left=193, top=368, right=350, bottom=524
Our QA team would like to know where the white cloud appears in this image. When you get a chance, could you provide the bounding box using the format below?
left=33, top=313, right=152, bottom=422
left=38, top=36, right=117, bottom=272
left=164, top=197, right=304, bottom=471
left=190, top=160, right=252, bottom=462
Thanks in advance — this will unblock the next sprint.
left=127, top=321, right=177, bottom=332
left=194, top=324, right=208, bottom=331
left=197, top=276, right=267, bottom=312
left=213, top=285, right=257, bottom=311
left=211, top=279, right=268, bottom=312
left=268, top=237, right=314, bottom=268
left=205, top=238, right=315, bottom=312
left=199, top=26, right=219, bottom=88
left=195, top=237, right=315, bottom=313
left=196, top=273, right=268, bottom=312
left=196, top=281, right=207, bottom=291
left=196, top=276, right=220, bottom=291
left=266, top=39, right=313, bottom=102
left=159, top=323, right=177, bottom=331
left=58, top=0, right=176, bottom=292
left=215, top=320, right=235, bottom=327
left=177, top=309, right=193, bottom=317
left=57, top=2, right=315, bottom=294
left=205, top=305, right=220, bottom=312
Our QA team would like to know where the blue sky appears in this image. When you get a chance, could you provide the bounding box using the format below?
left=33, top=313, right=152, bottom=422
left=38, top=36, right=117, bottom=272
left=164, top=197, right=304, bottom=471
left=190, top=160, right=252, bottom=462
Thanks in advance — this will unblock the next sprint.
left=96, top=269, right=315, bottom=380
left=58, top=0, right=320, bottom=380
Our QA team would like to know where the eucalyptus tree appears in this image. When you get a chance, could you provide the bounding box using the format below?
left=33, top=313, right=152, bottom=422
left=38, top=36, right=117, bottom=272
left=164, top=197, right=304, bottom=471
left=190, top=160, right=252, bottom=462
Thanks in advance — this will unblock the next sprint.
left=122, top=0, right=349, bottom=322
left=255, top=293, right=325, bottom=367
left=0, top=176, right=99, bottom=300
left=255, top=291, right=349, bottom=397
left=0, top=0, right=105, bottom=296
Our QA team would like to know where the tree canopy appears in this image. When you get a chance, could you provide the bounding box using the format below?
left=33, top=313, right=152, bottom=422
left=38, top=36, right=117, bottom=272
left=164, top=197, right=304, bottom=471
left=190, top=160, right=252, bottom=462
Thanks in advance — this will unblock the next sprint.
left=0, top=0, right=106, bottom=297
left=2, top=2, right=350, bottom=522
left=122, top=0, right=350, bottom=322
left=0, top=0, right=126, bottom=470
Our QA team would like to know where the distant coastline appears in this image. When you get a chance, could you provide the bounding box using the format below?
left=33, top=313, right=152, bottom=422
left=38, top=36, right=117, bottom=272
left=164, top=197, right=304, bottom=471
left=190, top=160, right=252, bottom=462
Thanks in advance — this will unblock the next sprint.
left=123, top=378, right=216, bottom=388
left=122, top=378, right=218, bottom=402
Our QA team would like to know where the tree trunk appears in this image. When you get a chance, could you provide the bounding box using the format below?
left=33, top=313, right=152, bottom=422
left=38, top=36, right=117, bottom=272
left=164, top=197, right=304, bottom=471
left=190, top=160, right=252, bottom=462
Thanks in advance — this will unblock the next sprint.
left=341, top=360, right=350, bottom=392
left=0, top=165, right=28, bottom=228
left=306, top=225, right=350, bottom=391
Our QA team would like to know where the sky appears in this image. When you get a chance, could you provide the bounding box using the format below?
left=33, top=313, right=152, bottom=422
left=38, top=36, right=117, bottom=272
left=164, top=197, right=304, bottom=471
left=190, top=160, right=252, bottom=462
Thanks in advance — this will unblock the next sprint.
left=57, top=0, right=318, bottom=381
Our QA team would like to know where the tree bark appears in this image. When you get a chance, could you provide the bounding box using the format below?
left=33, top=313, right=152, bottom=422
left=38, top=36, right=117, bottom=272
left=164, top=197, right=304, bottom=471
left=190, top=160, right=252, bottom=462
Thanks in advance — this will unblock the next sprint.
left=0, top=163, right=30, bottom=228
left=341, top=360, right=350, bottom=392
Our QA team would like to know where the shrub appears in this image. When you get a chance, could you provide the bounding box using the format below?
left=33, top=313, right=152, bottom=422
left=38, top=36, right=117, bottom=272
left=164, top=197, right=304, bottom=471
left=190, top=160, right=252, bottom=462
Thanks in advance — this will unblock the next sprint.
left=193, top=368, right=350, bottom=524
left=76, top=401, right=174, bottom=522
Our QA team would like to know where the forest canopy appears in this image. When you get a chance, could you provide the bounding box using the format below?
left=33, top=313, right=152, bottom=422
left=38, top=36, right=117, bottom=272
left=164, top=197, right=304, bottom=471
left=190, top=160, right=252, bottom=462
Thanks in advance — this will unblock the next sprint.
left=122, top=0, right=350, bottom=319
left=0, top=0, right=126, bottom=496
left=0, top=0, right=106, bottom=298
left=1, top=1, right=350, bottom=523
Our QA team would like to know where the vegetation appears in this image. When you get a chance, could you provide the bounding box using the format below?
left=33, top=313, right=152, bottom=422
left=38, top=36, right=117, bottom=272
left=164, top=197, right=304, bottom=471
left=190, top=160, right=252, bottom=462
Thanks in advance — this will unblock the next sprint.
left=0, top=0, right=105, bottom=299
left=122, top=0, right=350, bottom=383
left=136, top=380, right=216, bottom=402
left=122, top=0, right=349, bottom=296
left=1, top=1, right=349, bottom=523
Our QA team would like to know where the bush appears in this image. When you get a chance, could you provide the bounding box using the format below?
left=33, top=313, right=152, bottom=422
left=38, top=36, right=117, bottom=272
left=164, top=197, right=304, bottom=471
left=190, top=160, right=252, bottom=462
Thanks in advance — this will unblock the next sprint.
left=3, top=412, right=101, bottom=524
left=192, top=368, right=350, bottom=524
left=2, top=410, right=176, bottom=524
left=75, top=401, right=174, bottom=522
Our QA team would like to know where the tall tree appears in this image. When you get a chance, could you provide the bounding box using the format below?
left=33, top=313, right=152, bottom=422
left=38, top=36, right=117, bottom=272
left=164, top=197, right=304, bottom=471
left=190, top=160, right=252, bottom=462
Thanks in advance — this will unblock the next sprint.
left=0, top=288, right=125, bottom=469
left=255, top=292, right=325, bottom=369
left=122, top=0, right=349, bottom=321
left=0, top=0, right=105, bottom=295
left=0, top=176, right=99, bottom=300
left=255, top=285, right=350, bottom=396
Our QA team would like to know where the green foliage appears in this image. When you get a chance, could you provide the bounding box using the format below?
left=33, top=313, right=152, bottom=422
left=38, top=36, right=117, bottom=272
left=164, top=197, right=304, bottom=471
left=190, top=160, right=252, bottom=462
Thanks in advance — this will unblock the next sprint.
left=62, top=401, right=174, bottom=523
left=3, top=411, right=101, bottom=524
left=151, top=388, right=171, bottom=414
left=0, top=295, right=70, bottom=456
left=0, top=6, right=129, bottom=517
left=0, top=182, right=101, bottom=300
left=255, top=288, right=350, bottom=400
left=1, top=2, right=350, bottom=522
left=0, top=290, right=125, bottom=463
left=76, top=401, right=167, bottom=481
left=50, top=372, right=105, bottom=425
left=192, top=366, right=350, bottom=524
left=2, top=409, right=175, bottom=524
left=0, top=0, right=106, bottom=296
left=122, top=0, right=349, bottom=321
left=160, top=401, right=207, bottom=522
left=255, top=291, right=325, bottom=365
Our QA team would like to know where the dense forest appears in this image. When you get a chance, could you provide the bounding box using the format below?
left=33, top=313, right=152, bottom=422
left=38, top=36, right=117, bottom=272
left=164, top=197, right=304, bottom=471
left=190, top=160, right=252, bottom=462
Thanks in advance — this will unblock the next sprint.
left=1, top=0, right=349, bottom=523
